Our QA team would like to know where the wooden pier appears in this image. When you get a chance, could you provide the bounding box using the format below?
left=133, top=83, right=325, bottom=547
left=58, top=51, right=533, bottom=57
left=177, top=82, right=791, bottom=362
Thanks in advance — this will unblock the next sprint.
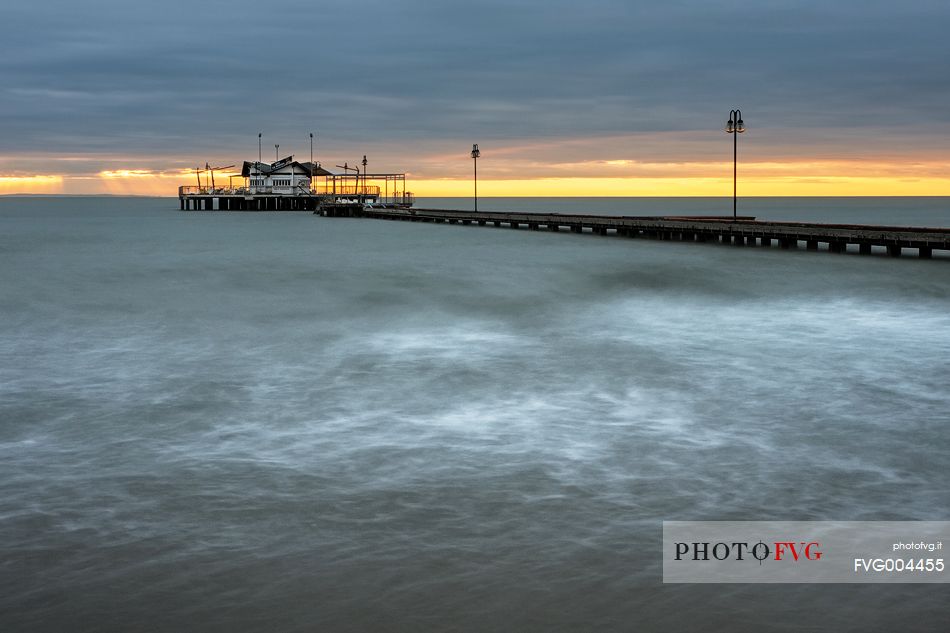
left=178, top=164, right=414, bottom=212
left=180, top=193, right=322, bottom=211
left=180, top=193, right=324, bottom=211
left=319, top=206, right=950, bottom=258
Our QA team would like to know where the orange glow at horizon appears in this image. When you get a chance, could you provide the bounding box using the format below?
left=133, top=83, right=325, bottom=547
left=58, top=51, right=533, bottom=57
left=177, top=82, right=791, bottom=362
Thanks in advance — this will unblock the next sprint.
left=1, top=159, right=949, bottom=197
left=94, top=169, right=241, bottom=195
left=0, top=175, right=63, bottom=194
left=409, top=175, right=950, bottom=197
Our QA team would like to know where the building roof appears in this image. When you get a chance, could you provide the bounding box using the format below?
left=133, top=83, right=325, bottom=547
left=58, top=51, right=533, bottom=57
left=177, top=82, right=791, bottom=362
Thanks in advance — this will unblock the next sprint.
left=241, top=159, right=333, bottom=177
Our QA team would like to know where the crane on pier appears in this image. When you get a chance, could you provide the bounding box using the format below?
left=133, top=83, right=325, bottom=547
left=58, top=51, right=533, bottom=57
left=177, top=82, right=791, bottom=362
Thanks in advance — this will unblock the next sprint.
left=205, top=163, right=235, bottom=190
left=336, top=162, right=360, bottom=197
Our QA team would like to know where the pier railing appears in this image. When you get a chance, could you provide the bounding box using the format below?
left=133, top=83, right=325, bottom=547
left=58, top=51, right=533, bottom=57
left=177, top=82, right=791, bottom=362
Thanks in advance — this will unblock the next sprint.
left=179, top=185, right=255, bottom=196
left=179, top=185, right=314, bottom=196
left=380, top=192, right=415, bottom=206
left=313, top=184, right=381, bottom=197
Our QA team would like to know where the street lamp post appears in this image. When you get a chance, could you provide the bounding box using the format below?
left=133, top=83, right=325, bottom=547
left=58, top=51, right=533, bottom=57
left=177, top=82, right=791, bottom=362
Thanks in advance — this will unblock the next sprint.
left=254, top=132, right=262, bottom=192
left=362, top=155, right=368, bottom=202
left=275, top=144, right=280, bottom=162
left=471, top=144, right=480, bottom=212
left=724, top=109, right=746, bottom=221
left=310, top=132, right=314, bottom=193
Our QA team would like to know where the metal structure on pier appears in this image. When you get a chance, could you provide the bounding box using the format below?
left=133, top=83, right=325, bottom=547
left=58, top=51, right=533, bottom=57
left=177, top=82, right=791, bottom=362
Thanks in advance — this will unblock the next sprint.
left=179, top=155, right=414, bottom=212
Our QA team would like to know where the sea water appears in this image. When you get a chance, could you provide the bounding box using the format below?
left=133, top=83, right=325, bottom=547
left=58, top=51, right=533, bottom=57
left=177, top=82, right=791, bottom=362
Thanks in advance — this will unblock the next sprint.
left=1, top=196, right=949, bottom=631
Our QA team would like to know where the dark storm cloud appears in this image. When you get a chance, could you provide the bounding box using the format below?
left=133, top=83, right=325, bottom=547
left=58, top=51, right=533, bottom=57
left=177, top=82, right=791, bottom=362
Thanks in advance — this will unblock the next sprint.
left=2, top=0, right=949, bottom=167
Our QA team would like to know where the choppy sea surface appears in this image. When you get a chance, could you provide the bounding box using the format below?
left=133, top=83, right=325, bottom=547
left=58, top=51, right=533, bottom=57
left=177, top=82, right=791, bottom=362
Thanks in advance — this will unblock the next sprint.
left=2, top=196, right=949, bottom=632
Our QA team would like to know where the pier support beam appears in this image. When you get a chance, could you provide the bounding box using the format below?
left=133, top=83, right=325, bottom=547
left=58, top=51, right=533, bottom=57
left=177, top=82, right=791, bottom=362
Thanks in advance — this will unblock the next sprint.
left=806, top=240, right=818, bottom=251
left=859, top=243, right=872, bottom=255
left=919, top=247, right=933, bottom=259
left=887, top=245, right=902, bottom=257
left=760, top=237, right=771, bottom=247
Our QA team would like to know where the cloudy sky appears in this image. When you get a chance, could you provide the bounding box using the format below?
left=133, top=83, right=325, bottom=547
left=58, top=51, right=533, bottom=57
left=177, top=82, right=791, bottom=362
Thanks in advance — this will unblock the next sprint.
left=2, top=0, right=949, bottom=195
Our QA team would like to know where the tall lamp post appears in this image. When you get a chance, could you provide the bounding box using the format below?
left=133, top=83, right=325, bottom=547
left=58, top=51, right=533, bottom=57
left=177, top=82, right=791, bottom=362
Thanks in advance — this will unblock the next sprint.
left=362, top=155, right=368, bottom=202
left=254, top=132, right=262, bottom=192
left=275, top=144, right=280, bottom=162
left=310, top=132, right=315, bottom=192
left=724, top=109, right=745, bottom=221
left=471, top=143, right=480, bottom=212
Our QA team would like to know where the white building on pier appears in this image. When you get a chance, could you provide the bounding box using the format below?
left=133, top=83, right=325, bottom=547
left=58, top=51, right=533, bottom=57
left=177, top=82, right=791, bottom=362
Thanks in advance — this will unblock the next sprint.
left=241, top=157, right=332, bottom=194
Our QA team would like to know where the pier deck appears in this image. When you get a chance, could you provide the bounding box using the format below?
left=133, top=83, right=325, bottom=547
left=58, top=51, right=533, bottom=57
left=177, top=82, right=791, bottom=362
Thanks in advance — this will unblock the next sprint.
left=320, top=206, right=950, bottom=258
